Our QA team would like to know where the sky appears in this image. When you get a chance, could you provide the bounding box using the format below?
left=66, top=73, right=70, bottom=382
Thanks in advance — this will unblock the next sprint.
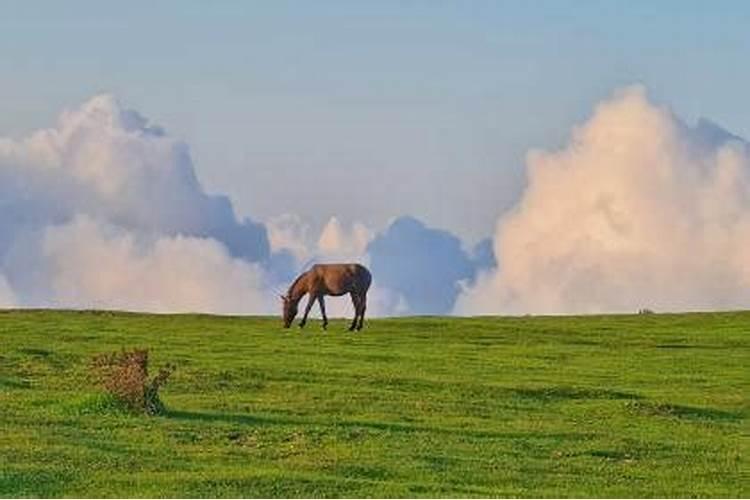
left=2, top=1, right=749, bottom=243
left=1, top=2, right=750, bottom=316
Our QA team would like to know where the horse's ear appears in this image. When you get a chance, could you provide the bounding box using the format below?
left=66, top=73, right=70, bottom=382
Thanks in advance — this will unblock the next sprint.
left=280, top=294, right=287, bottom=301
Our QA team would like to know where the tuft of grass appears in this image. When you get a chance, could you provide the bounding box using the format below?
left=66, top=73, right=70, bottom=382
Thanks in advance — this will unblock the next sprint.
left=90, top=348, right=175, bottom=415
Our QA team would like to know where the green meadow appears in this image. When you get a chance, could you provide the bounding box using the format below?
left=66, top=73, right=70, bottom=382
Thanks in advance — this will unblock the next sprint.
left=0, top=309, right=746, bottom=498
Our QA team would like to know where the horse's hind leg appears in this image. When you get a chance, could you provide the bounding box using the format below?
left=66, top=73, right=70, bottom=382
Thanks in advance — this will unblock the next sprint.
left=356, top=294, right=367, bottom=330
left=348, top=293, right=359, bottom=331
left=318, top=296, right=328, bottom=330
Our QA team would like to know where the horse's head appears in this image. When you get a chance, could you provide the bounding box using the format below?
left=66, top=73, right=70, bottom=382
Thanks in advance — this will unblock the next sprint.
left=280, top=295, right=298, bottom=328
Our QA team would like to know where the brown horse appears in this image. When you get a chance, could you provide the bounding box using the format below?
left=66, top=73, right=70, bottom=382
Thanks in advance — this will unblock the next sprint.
left=281, top=263, right=372, bottom=331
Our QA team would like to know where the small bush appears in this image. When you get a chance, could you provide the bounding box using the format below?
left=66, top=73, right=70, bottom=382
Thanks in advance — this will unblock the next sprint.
left=90, top=349, right=175, bottom=415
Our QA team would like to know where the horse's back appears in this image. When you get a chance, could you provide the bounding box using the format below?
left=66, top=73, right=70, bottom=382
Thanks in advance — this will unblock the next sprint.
left=311, top=263, right=371, bottom=294
left=312, top=263, right=368, bottom=275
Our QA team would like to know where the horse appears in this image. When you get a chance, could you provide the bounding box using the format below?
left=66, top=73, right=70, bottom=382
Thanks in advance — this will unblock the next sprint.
left=281, top=263, right=372, bottom=331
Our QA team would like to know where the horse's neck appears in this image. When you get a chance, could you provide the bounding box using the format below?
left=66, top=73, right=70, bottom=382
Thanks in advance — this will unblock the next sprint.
left=288, top=273, right=309, bottom=302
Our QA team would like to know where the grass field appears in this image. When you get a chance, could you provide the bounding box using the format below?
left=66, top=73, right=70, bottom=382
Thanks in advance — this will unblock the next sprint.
left=0, top=309, right=747, bottom=497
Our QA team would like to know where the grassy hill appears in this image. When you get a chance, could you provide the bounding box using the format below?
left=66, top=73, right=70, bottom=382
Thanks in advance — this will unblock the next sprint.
left=0, top=310, right=746, bottom=497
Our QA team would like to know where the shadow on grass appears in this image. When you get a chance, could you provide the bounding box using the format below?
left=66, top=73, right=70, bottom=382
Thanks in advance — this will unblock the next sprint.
left=176, top=467, right=498, bottom=499
left=17, top=347, right=54, bottom=357
left=362, top=377, right=643, bottom=402
left=0, top=468, right=76, bottom=497
left=164, top=409, right=590, bottom=441
left=626, top=401, right=744, bottom=422
left=508, top=386, right=641, bottom=401
left=0, top=377, right=32, bottom=389
left=654, top=343, right=728, bottom=349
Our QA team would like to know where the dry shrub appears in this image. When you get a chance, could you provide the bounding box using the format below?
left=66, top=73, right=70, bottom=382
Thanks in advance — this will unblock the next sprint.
left=90, top=349, right=175, bottom=415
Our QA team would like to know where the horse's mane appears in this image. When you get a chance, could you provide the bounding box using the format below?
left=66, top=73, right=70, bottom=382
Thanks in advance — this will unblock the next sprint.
left=286, top=258, right=318, bottom=297
left=286, top=269, right=309, bottom=297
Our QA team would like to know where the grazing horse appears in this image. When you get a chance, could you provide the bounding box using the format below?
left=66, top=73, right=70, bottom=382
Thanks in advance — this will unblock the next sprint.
left=281, top=263, right=372, bottom=331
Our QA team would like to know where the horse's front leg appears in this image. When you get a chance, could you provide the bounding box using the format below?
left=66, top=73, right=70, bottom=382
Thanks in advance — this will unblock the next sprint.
left=299, top=293, right=316, bottom=328
left=317, top=296, right=328, bottom=330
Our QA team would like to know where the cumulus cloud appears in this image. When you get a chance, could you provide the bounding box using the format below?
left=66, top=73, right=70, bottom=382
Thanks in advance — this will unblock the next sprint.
left=0, top=94, right=268, bottom=263
left=367, top=216, right=477, bottom=314
left=267, top=213, right=313, bottom=263
left=19, top=86, right=745, bottom=318
left=0, top=95, right=272, bottom=313
left=4, top=216, right=270, bottom=314
left=267, top=214, right=373, bottom=265
left=0, top=94, right=487, bottom=317
left=317, top=216, right=372, bottom=261
left=457, top=85, right=750, bottom=315
left=264, top=213, right=313, bottom=285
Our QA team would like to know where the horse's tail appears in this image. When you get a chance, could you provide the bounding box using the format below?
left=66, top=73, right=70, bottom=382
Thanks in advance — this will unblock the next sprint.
left=358, top=264, right=372, bottom=292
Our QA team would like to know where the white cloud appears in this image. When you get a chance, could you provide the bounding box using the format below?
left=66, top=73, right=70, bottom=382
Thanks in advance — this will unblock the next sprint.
left=0, top=94, right=273, bottom=313
left=267, top=215, right=374, bottom=266
left=317, top=216, right=372, bottom=260
left=457, top=85, right=750, bottom=315
left=266, top=213, right=314, bottom=262
left=5, top=216, right=270, bottom=314
left=0, top=94, right=432, bottom=317
left=0, top=94, right=268, bottom=263
left=19, top=87, right=746, bottom=318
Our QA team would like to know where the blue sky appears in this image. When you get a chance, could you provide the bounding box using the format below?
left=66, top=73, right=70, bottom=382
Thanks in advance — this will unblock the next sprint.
left=1, top=1, right=749, bottom=242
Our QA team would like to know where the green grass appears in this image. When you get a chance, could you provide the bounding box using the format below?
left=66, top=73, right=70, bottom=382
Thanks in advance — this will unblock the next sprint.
left=0, top=309, right=747, bottom=498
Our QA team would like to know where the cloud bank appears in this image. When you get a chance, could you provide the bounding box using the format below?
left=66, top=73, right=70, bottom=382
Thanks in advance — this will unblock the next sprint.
left=0, top=95, right=271, bottom=313
left=5, top=216, right=270, bottom=314
left=0, top=93, right=478, bottom=317
left=0, top=94, right=268, bottom=261
left=6, top=87, right=747, bottom=317
left=457, top=86, right=750, bottom=315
